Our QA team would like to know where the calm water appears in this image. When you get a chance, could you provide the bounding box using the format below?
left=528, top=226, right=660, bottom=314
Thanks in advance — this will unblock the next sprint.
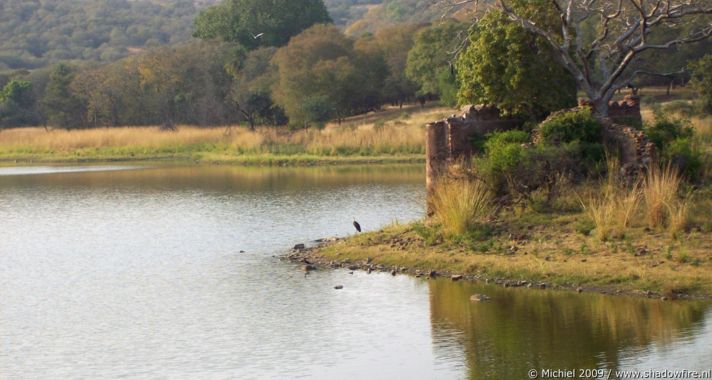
left=0, top=165, right=710, bottom=379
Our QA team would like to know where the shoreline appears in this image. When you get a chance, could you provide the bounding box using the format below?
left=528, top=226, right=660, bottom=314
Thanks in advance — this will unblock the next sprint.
left=0, top=154, right=426, bottom=167
left=283, top=223, right=712, bottom=302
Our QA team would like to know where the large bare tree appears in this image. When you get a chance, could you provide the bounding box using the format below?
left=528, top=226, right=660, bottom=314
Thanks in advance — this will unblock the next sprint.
left=443, top=0, right=712, bottom=117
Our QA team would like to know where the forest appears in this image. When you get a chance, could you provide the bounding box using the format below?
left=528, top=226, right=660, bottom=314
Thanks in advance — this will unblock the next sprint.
left=0, top=0, right=710, bottom=130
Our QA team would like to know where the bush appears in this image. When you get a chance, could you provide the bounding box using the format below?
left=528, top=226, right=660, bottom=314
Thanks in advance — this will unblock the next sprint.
left=431, top=179, right=494, bottom=237
left=644, top=116, right=702, bottom=181
left=645, top=116, right=693, bottom=150
left=537, top=108, right=602, bottom=145
left=689, top=55, right=712, bottom=115
left=479, top=131, right=581, bottom=206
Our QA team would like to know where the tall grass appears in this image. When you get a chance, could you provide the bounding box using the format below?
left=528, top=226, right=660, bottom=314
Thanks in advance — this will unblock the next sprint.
left=581, top=160, right=641, bottom=240
left=643, top=164, right=683, bottom=229
left=0, top=124, right=426, bottom=157
left=0, top=107, right=453, bottom=159
left=431, top=179, right=494, bottom=237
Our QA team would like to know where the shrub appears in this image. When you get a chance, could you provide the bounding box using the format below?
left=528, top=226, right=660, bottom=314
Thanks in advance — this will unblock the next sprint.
left=482, top=130, right=529, bottom=173
left=645, top=116, right=693, bottom=150
left=431, top=178, right=494, bottom=237
left=665, top=137, right=702, bottom=181
left=644, top=116, right=702, bottom=181
left=689, top=54, right=712, bottom=115
left=537, top=108, right=602, bottom=145
left=480, top=131, right=585, bottom=205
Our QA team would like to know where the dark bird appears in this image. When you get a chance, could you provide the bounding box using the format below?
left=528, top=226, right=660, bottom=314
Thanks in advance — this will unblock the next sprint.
left=353, top=218, right=362, bottom=233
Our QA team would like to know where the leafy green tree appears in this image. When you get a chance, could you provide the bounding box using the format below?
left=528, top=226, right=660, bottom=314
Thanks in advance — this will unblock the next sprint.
left=0, top=79, right=37, bottom=127
left=272, top=24, right=385, bottom=126
left=356, top=24, right=421, bottom=107
left=231, top=47, right=287, bottom=129
left=193, top=0, right=332, bottom=50
left=42, top=64, right=86, bottom=129
left=406, top=20, right=468, bottom=106
left=456, top=10, right=576, bottom=119
left=689, top=55, right=712, bottom=114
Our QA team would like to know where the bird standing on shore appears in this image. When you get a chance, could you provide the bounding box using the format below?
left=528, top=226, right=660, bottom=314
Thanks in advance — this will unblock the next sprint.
left=353, top=218, right=362, bottom=233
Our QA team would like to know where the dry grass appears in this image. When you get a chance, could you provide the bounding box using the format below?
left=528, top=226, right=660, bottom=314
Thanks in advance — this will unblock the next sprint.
left=580, top=159, right=641, bottom=240
left=582, top=182, right=641, bottom=241
left=431, top=179, right=494, bottom=237
left=643, top=164, right=684, bottom=230
left=0, top=106, right=452, bottom=160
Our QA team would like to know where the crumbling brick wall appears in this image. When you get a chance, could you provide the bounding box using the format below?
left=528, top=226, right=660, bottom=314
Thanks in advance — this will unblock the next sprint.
left=578, top=95, right=642, bottom=125
left=426, top=104, right=523, bottom=204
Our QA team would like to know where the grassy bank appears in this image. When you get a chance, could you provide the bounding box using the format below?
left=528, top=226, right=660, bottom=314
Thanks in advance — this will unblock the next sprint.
left=304, top=195, right=712, bottom=299
left=0, top=105, right=449, bottom=165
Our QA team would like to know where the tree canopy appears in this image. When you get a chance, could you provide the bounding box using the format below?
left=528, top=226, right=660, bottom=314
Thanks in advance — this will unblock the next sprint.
left=456, top=10, right=576, bottom=118
left=0, top=0, right=199, bottom=70
left=193, top=0, right=332, bottom=49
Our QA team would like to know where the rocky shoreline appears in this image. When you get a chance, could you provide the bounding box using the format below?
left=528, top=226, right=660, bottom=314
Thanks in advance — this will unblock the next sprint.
left=281, top=239, right=698, bottom=302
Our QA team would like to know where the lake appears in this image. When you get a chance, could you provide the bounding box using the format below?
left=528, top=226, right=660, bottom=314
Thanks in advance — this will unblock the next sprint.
left=0, top=165, right=710, bottom=379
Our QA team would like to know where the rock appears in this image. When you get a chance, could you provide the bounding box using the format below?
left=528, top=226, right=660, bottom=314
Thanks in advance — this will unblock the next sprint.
left=366, top=257, right=373, bottom=264
left=451, top=275, right=463, bottom=281
left=635, top=246, right=648, bottom=256
left=367, top=268, right=372, bottom=274
left=429, top=270, right=438, bottom=278
left=470, top=294, right=491, bottom=302
left=349, top=271, right=354, bottom=275
left=661, top=296, right=669, bottom=301
left=239, top=250, right=245, bottom=253
left=576, top=287, right=583, bottom=293
left=539, top=283, right=547, bottom=289
left=391, top=270, right=397, bottom=276
left=334, top=285, right=343, bottom=290
left=302, top=264, right=316, bottom=272
left=348, top=265, right=359, bottom=271
left=293, top=243, right=306, bottom=251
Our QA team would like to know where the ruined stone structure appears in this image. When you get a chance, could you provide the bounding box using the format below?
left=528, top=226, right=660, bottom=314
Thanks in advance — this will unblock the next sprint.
left=426, top=104, right=523, bottom=200
left=578, top=94, right=642, bottom=125
left=425, top=98, right=655, bottom=209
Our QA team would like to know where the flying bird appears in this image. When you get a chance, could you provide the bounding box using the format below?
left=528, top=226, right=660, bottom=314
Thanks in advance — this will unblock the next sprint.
left=353, top=218, right=362, bottom=233
left=251, top=32, right=264, bottom=39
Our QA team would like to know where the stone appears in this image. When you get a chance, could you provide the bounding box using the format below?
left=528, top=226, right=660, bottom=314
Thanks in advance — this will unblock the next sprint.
left=470, top=294, right=491, bottom=302
left=576, top=287, right=583, bottom=293
left=334, top=285, right=343, bottom=290
left=429, top=270, right=438, bottom=278
left=539, top=283, right=547, bottom=289
left=302, top=264, right=316, bottom=272
left=391, top=270, right=397, bottom=276
left=293, top=243, right=306, bottom=251
left=451, top=275, right=463, bottom=281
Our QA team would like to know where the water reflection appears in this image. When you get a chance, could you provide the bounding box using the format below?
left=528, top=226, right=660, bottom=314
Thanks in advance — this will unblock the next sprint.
left=429, top=280, right=711, bottom=379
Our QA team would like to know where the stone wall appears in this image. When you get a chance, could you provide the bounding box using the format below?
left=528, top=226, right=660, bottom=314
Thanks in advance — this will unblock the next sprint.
left=426, top=104, right=523, bottom=207
left=578, top=95, right=642, bottom=125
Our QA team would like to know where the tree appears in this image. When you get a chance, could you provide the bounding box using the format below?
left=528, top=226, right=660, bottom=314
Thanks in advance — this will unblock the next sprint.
left=356, top=24, right=422, bottom=107
left=0, top=79, right=37, bottom=127
left=447, top=0, right=712, bottom=118
left=689, top=54, right=712, bottom=114
left=193, top=0, right=332, bottom=49
left=406, top=20, right=468, bottom=106
left=272, top=24, right=385, bottom=126
left=42, top=64, right=85, bottom=129
left=456, top=10, right=577, bottom=118
left=230, top=47, right=287, bottom=129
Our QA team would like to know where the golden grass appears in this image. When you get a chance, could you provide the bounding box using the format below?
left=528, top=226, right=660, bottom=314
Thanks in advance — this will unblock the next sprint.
left=643, top=164, right=684, bottom=230
left=431, top=179, right=494, bottom=237
left=0, top=106, right=453, bottom=160
left=582, top=181, right=641, bottom=241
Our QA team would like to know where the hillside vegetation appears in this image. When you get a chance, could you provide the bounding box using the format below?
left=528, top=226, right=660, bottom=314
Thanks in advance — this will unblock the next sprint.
left=0, top=0, right=201, bottom=70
